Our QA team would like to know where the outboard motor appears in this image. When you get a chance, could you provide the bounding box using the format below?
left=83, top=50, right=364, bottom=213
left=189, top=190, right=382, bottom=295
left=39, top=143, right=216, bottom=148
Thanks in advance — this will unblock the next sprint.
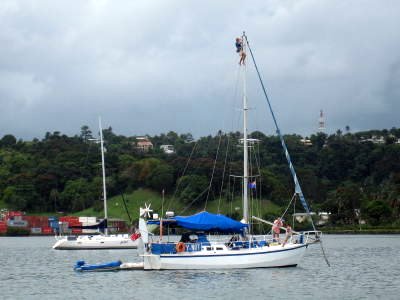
left=74, top=260, right=86, bottom=270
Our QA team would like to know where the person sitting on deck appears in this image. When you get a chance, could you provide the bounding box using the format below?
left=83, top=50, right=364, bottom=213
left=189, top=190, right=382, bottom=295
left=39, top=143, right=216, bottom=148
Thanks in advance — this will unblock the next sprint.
left=272, top=217, right=283, bottom=243
left=227, top=235, right=240, bottom=248
left=282, top=223, right=293, bottom=247
left=235, top=37, right=246, bottom=65
left=180, top=232, right=197, bottom=243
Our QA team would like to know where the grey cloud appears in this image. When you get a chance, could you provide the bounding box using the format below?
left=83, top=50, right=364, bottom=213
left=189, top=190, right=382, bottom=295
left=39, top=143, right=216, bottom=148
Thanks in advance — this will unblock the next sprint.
left=0, top=0, right=400, bottom=140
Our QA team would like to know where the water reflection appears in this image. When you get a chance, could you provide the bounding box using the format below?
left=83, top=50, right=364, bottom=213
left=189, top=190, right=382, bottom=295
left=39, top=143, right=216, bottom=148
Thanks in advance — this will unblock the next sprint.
left=0, top=235, right=399, bottom=299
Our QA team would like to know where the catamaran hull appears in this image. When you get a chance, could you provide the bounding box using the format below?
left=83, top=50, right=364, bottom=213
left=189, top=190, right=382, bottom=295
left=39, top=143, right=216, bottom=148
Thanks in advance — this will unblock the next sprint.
left=53, top=235, right=139, bottom=250
left=143, top=244, right=307, bottom=270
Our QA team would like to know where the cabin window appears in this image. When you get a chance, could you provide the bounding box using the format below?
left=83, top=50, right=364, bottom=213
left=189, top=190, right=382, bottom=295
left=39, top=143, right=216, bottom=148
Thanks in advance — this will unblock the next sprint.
left=206, top=247, right=212, bottom=251
left=216, top=247, right=223, bottom=250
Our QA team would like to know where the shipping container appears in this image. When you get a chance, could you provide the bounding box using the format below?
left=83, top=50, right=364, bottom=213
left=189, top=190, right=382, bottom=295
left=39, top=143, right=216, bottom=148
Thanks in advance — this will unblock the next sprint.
left=59, top=216, right=79, bottom=222
left=7, top=219, right=28, bottom=227
left=23, top=216, right=49, bottom=228
left=82, top=229, right=98, bottom=234
left=6, top=211, right=23, bottom=218
left=49, top=221, right=59, bottom=229
left=13, top=215, right=23, bottom=221
left=79, top=217, right=88, bottom=223
left=58, top=222, right=71, bottom=234
left=42, top=227, right=53, bottom=234
left=87, top=217, right=97, bottom=224
left=31, top=227, right=42, bottom=234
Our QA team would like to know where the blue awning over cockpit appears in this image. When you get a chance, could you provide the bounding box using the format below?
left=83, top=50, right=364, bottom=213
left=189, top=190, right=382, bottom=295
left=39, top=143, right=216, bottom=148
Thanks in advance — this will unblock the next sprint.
left=175, top=211, right=247, bottom=233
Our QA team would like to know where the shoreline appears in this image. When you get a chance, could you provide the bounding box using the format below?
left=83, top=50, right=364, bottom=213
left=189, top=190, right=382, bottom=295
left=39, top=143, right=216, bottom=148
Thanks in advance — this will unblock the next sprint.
left=322, top=229, right=400, bottom=234
left=2, top=229, right=400, bottom=237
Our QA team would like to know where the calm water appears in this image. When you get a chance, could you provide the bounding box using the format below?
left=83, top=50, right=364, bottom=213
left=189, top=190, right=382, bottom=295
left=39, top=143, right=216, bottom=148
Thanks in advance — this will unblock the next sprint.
left=0, top=235, right=399, bottom=299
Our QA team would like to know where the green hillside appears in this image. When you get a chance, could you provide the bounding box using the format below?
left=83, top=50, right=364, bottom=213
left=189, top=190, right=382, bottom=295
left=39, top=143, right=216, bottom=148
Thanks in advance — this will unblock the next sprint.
left=74, top=188, right=283, bottom=223
left=2, top=128, right=400, bottom=228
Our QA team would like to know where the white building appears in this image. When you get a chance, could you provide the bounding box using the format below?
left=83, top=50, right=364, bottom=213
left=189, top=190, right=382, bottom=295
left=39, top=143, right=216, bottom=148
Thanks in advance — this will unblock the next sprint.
left=160, top=144, right=175, bottom=154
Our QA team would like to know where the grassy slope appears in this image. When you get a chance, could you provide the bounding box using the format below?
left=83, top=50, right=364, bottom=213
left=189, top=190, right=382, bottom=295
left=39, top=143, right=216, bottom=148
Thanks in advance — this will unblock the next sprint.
left=0, top=188, right=282, bottom=222
left=0, top=198, right=7, bottom=210
left=75, top=188, right=283, bottom=223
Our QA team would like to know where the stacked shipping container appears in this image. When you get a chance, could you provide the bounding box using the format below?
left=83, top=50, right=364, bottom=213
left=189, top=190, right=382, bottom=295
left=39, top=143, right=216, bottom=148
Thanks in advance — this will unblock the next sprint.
left=0, top=221, right=7, bottom=233
left=0, top=212, right=129, bottom=235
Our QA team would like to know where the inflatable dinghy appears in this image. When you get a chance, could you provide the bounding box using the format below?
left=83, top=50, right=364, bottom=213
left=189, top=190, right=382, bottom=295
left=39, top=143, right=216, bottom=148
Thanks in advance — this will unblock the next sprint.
left=74, top=260, right=122, bottom=272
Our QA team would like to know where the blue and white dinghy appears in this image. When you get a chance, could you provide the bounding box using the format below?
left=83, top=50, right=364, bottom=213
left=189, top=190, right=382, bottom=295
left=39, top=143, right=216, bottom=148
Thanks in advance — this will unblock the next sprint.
left=136, top=32, right=325, bottom=270
left=74, top=260, right=122, bottom=272
left=74, top=260, right=144, bottom=272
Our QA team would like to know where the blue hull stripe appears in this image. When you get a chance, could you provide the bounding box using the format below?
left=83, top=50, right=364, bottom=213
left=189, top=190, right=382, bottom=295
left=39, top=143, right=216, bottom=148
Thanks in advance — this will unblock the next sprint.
left=160, top=244, right=307, bottom=258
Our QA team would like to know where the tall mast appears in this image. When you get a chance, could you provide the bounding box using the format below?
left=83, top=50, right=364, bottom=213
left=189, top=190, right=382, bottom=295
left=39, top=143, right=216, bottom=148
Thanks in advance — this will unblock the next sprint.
left=242, top=32, right=249, bottom=228
left=99, top=117, right=108, bottom=235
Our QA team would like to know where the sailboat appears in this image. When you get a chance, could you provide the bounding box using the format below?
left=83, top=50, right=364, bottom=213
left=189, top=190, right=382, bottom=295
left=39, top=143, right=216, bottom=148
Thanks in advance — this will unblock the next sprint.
left=53, top=118, right=139, bottom=250
left=136, top=32, right=323, bottom=269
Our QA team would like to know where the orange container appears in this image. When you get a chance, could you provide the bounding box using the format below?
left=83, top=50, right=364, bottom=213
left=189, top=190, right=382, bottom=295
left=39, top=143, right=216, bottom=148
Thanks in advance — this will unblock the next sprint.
left=41, top=227, right=53, bottom=234
left=71, top=228, right=82, bottom=234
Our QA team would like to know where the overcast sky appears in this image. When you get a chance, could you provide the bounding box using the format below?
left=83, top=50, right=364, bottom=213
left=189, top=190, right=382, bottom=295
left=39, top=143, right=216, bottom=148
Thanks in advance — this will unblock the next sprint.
left=1, top=0, right=399, bottom=140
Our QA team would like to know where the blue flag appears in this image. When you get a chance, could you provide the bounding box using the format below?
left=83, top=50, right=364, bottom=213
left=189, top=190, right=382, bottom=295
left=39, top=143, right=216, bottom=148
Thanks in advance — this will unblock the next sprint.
left=249, top=181, right=256, bottom=189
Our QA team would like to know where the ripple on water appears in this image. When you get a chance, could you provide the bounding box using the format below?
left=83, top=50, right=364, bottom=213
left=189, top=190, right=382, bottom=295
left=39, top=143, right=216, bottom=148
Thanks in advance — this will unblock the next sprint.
left=0, top=235, right=399, bottom=299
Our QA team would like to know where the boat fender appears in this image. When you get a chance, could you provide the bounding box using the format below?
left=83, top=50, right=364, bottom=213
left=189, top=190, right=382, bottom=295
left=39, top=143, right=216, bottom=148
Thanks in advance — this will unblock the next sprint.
left=130, top=232, right=141, bottom=241
left=299, top=234, right=304, bottom=244
left=176, top=242, right=186, bottom=253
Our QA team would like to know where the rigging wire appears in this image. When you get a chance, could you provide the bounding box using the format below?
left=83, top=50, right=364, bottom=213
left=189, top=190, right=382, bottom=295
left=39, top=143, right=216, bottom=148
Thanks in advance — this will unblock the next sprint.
left=245, top=32, right=330, bottom=267
left=119, top=191, right=132, bottom=225
left=166, top=141, right=198, bottom=212
left=217, top=65, right=241, bottom=213
left=217, top=134, right=230, bottom=213
left=230, top=175, right=236, bottom=216
left=179, top=186, right=210, bottom=215
left=204, top=131, right=223, bottom=210
left=245, top=34, right=313, bottom=226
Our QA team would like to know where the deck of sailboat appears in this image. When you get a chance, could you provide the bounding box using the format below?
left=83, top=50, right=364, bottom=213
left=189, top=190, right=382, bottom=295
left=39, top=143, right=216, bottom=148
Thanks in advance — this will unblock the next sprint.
left=142, top=241, right=307, bottom=269
left=53, top=233, right=139, bottom=250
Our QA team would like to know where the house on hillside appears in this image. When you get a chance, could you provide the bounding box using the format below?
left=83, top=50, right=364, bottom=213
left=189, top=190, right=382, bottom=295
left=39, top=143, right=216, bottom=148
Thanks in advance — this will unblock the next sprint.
left=160, top=144, right=175, bottom=154
left=300, top=138, right=313, bottom=146
left=135, top=137, right=153, bottom=152
left=360, top=135, right=385, bottom=144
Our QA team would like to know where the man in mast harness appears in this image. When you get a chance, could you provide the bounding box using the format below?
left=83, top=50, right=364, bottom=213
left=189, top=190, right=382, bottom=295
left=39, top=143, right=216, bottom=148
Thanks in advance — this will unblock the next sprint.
left=235, top=37, right=246, bottom=65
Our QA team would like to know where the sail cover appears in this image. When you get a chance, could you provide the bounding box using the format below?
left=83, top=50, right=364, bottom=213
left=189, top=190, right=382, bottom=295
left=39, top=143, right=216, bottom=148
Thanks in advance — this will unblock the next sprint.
left=175, top=211, right=247, bottom=233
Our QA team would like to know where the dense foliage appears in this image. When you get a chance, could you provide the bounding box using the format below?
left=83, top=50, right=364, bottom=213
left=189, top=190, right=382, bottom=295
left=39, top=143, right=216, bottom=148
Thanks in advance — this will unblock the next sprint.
left=1, top=126, right=400, bottom=227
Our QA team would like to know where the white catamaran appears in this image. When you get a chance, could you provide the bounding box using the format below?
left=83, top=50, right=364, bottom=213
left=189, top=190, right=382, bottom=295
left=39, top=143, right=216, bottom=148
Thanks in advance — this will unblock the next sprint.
left=136, top=33, right=323, bottom=270
left=53, top=118, right=139, bottom=250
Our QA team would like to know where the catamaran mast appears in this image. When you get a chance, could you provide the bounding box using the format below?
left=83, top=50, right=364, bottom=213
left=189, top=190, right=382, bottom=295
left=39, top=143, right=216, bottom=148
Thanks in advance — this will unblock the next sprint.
left=242, top=32, right=249, bottom=229
left=99, top=117, right=108, bottom=235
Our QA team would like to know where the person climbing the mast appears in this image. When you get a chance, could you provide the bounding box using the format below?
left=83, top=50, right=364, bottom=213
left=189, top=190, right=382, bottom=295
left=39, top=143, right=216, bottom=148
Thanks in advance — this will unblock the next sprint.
left=235, top=37, right=246, bottom=65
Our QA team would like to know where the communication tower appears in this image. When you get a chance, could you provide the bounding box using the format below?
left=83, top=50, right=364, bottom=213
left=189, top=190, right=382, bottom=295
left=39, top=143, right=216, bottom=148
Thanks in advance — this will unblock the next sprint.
left=318, top=110, right=325, bottom=132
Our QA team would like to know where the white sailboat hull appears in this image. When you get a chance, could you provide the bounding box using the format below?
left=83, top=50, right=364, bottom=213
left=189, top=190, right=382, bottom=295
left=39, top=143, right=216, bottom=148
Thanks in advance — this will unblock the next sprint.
left=143, top=243, right=307, bottom=270
left=53, top=234, right=139, bottom=250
